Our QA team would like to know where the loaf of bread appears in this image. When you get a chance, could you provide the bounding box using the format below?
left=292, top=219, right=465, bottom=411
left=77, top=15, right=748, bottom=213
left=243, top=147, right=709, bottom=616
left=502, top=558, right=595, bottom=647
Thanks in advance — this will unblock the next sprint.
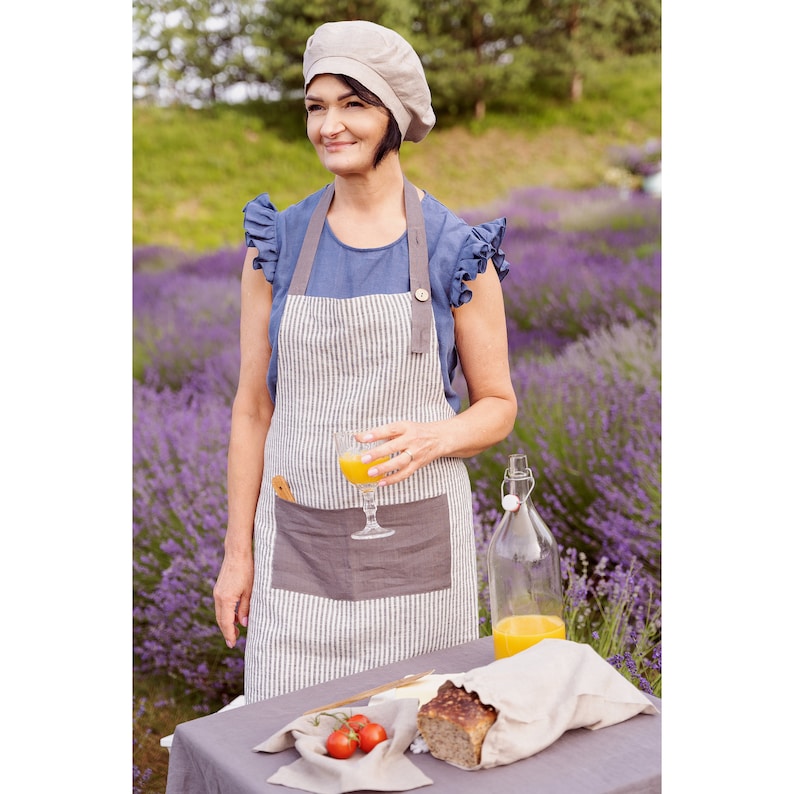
left=416, top=680, right=498, bottom=768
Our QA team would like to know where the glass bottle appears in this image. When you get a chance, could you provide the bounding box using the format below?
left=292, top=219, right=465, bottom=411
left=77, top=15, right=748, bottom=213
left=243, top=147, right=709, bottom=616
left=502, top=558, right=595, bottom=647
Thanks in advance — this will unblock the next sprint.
left=486, top=453, right=565, bottom=659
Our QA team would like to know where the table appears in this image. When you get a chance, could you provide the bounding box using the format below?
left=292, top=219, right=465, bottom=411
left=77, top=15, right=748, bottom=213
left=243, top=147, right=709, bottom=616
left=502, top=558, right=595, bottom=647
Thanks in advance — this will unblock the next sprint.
left=165, top=637, right=661, bottom=793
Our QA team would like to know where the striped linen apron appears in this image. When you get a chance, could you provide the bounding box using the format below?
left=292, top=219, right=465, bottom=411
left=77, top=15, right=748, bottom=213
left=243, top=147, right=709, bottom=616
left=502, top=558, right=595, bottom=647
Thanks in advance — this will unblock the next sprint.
left=244, top=178, right=479, bottom=702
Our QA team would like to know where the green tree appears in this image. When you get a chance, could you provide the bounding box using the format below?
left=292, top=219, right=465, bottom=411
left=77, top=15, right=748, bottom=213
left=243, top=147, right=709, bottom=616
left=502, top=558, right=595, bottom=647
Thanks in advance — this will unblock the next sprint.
left=411, top=0, right=538, bottom=120
left=132, top=0, right=660, bottom=111
left=613, top=0, right=661, bottom=55
left=133, top=0, right=269, bottom=104
left=256, top=0, right=413, bottom=98
left=528, top=0, right=658, bottom=101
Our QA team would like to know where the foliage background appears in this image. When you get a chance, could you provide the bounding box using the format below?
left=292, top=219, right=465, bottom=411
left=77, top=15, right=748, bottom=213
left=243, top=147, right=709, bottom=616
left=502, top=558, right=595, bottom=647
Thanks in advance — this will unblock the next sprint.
left=133, top=0, right=661, bottom=113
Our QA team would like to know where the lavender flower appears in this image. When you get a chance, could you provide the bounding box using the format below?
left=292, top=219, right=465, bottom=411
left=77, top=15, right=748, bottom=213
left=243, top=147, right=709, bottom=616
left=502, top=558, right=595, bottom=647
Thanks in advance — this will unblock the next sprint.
left=607, top=139, right=662, bottom=177
left=470, top=186, right=661, bottom=356
left=133, top=380, right=243, bottom=699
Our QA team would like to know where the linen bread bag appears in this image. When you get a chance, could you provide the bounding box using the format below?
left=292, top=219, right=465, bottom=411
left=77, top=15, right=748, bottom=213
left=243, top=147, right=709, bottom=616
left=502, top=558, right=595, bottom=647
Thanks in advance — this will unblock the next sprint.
left=416, top=638, right=658, bottom=770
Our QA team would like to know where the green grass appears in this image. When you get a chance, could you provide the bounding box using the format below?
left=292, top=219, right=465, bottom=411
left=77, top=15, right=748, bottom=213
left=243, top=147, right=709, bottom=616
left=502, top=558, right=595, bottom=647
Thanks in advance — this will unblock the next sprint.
left=134, top=674, right=226, bottom=794
left=133, top=103, right=332, bottom=250
left=133, top=54, right=660, bottom=252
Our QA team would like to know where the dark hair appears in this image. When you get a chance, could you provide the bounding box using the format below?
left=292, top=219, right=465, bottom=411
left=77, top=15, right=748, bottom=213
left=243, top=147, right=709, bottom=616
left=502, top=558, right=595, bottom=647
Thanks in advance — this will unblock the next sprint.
left=335, top=74, right=402, bottom=168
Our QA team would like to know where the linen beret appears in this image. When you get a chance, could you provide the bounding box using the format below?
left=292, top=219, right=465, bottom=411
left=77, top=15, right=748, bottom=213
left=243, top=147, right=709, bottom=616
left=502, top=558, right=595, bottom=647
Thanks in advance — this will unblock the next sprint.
left=303, top=20, right=435, bottom=143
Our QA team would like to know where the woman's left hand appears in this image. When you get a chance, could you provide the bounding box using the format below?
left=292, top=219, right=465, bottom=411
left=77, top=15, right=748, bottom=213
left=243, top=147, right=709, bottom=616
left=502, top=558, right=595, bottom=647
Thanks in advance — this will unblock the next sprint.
left=357, top=422, right=440, bottom=485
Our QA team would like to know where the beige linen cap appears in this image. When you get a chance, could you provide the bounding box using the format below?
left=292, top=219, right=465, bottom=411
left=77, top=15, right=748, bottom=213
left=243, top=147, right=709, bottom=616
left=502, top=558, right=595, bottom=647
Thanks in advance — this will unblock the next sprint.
left=303, top=20, right=435, bottom=143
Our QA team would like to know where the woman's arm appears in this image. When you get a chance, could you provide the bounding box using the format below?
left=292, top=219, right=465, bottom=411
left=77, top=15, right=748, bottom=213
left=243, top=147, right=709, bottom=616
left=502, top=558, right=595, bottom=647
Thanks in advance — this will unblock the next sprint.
left=362, top=261, right=517, bottom=482
left=448, top=261, right=517, bottom=451
left=213, top=247, right=274, bottom=648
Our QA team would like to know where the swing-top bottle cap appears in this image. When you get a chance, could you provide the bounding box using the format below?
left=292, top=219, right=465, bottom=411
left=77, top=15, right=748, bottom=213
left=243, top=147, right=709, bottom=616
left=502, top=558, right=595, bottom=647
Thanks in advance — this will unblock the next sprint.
left=501, top=494, right=521, bottom=512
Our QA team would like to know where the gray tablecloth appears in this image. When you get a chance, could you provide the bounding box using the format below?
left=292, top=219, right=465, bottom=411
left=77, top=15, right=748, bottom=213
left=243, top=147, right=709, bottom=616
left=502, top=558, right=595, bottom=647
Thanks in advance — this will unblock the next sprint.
left=165, top=637, right=661, bottom=793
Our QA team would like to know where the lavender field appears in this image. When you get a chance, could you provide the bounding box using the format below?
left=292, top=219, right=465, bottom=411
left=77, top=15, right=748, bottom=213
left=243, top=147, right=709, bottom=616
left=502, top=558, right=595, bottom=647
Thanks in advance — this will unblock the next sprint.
left=133, top=186, right=662, bottom=710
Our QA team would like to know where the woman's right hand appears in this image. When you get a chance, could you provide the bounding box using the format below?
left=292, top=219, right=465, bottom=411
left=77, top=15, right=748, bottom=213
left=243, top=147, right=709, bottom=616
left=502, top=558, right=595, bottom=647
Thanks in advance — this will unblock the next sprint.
left=213, top=552, right=254, bottom=649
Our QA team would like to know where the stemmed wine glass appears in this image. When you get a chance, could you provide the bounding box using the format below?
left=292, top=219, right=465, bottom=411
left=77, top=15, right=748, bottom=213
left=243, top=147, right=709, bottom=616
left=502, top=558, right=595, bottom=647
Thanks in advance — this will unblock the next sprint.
left=333, top=431, right=395, bottom=540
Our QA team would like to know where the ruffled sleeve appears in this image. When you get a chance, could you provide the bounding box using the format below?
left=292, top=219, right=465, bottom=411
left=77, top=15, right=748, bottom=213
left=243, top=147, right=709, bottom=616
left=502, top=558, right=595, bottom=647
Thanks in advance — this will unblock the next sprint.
left=242, top=193, right=279, bottom=282
left=451, top=218, right=510, bottom=307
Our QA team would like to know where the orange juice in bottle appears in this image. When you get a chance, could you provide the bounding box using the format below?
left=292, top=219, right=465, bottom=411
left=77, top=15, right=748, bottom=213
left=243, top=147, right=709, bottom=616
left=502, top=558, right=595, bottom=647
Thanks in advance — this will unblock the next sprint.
left=492, top=615, right=566, bottom=659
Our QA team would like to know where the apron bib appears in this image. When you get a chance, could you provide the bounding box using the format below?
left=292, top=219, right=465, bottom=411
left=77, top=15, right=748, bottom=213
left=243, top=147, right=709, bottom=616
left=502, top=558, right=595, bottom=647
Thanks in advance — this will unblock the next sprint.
left=244, top=179, right=478, bottom=701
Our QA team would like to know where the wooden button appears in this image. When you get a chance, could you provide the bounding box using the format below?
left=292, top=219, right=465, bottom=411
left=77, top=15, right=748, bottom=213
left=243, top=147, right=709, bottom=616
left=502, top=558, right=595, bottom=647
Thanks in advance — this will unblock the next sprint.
left=414, top=288, right=430, bottom=302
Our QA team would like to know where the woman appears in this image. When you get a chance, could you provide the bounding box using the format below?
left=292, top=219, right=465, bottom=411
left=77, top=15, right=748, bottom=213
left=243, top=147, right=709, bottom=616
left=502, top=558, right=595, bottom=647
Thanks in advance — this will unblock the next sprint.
left=213, top=20, right=517, bottom=702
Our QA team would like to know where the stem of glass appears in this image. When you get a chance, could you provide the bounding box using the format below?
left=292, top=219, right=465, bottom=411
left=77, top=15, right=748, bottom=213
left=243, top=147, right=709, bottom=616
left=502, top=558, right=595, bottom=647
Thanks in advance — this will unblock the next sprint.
left=360, top=487, right=381, bottom=531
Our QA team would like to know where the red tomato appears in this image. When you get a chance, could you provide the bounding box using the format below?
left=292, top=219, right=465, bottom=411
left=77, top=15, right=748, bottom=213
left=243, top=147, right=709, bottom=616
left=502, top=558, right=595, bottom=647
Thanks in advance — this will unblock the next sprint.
left=358, top=722, right=388, bottom=753
left=326, top=728, right=359, bottom=759
left=347, top=714, right=370, bottom=733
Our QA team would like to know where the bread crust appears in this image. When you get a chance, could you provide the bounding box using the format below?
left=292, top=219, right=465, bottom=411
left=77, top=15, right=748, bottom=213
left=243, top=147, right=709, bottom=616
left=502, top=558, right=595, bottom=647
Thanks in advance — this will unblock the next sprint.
left=416, top=680, right=497, bottom=768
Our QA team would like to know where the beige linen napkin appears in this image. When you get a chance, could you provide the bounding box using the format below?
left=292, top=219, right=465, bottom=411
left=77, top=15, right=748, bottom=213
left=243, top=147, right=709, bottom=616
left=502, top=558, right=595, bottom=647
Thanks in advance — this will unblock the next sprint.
left=254, top=699, right=433, bottom=793
left=439, top=638, right=658, bottom=770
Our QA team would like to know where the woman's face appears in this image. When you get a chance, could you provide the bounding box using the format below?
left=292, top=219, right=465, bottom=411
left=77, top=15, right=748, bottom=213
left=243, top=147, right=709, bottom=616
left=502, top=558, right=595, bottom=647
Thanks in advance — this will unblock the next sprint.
left=305, top=74, right=391, bottom=176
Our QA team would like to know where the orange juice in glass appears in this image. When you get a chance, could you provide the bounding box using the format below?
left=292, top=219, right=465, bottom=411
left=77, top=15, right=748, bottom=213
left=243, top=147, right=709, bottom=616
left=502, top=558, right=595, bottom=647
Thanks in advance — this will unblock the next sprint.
left=492, top=614, right=566, bottom=659
left=338, top=451, right=390, bottom=485
left=333, top=431, right=394, bottom=540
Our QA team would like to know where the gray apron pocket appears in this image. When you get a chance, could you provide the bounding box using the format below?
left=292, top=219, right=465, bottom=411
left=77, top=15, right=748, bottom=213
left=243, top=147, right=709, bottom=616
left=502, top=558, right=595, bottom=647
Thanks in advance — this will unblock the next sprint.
left=272, top=494, right=452, bottom=601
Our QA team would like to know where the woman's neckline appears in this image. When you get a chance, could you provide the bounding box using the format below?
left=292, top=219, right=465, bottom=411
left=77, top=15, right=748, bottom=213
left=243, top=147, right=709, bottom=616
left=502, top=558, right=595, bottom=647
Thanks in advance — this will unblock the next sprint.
left=322, top=221, right=407, bottom=252
left=323, top=183, right=425, bottom=250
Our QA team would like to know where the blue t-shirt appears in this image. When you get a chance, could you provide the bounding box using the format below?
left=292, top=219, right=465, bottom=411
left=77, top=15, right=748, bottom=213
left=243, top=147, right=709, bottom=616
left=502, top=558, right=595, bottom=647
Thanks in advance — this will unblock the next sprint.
left=243, top=185, right=509, bottom=412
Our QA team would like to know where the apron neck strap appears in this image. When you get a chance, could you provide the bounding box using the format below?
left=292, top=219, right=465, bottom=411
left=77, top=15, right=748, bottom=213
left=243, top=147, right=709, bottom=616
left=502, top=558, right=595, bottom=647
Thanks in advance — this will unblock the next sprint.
left=404, top=177, right=433, bottom=354
left=291, top=183, right=334, bottom=296
left=290, top=178, right=433, bottom=354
